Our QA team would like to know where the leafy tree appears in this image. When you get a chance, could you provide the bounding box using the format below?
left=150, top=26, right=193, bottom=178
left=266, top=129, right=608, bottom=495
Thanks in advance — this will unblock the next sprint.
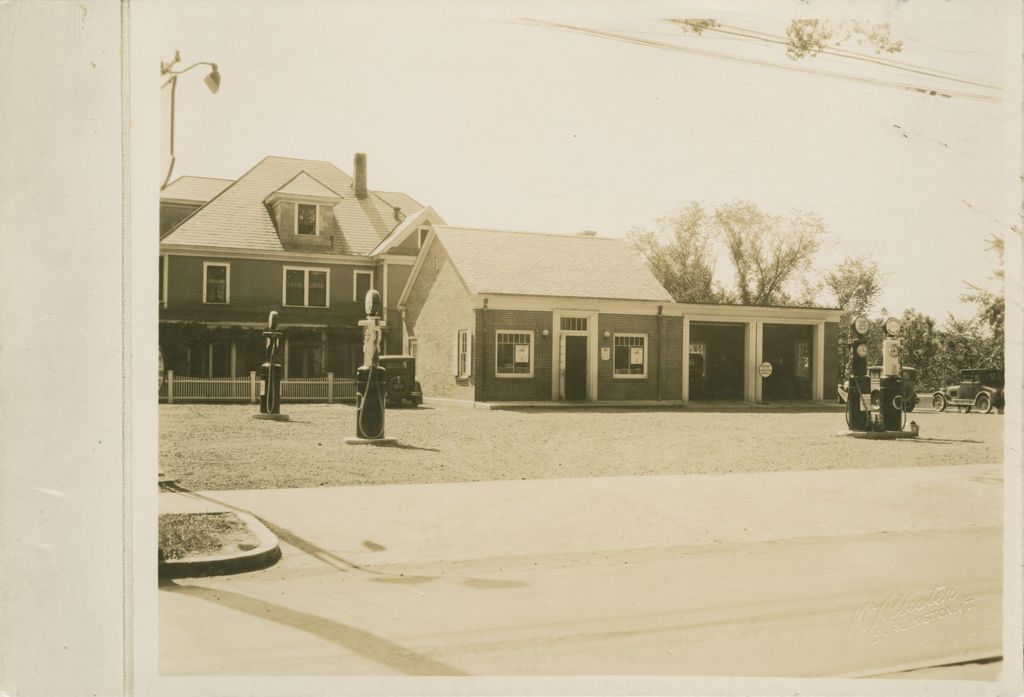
left=675, top=19, right=718, bottom=35
left=714, top=201, right=829, bottom=306
left=824, top=255, right=886, bottom=327
left=631, top=200, right=829, bottom=307
left=628, top=203, right=722, bottom=304
left=932, top=315, right=988, bottom=389
left=673, top=19, right=902, bottom=58
left=895, top=309, right=940, bottom=389
left=785, top=20, right=902, bottom=60
left=959, top=234, right=1004, bottom=369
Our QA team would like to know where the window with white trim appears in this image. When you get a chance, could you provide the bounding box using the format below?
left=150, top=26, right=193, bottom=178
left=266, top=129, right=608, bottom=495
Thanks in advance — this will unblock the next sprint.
left=283, top=266, right=329, bottom=307
left=613, top=334, right=647, bottom=377
left=296, top=203, right=318, bottom=236
left=407, top=337, right=417, bottom=357
left=203, top=262, right=229, bottom=304
left=560, top=317, right=587, bottom=331
left=456, top=330, right=472, bottom=379
left=495, top=330, right=533, bottom=377
left=353, top=270, right=373, bottom=303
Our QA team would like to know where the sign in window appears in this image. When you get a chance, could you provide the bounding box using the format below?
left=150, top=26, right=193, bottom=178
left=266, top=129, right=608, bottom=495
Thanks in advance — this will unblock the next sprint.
left=496, top=331, right=533, bottom=376
left=614, top=334, right=647, bottom=376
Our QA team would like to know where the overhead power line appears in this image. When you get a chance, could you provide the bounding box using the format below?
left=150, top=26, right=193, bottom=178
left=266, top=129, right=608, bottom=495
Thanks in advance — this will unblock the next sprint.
left=666, top=19, right=1001, bottom=92
left=517, top=19, right=999, bottom=103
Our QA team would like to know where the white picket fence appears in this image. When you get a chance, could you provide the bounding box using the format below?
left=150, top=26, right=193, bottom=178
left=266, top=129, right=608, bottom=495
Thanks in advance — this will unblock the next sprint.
left=159, top=371, right=357, bottom=403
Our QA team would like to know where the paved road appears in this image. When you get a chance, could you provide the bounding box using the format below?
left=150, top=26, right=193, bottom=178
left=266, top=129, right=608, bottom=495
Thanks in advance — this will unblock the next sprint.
left=160, top=464, right=1002, bottom=678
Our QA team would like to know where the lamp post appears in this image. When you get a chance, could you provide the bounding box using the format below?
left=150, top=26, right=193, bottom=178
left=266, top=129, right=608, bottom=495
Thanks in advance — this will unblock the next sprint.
left=161, top=50, right=221, bottom=188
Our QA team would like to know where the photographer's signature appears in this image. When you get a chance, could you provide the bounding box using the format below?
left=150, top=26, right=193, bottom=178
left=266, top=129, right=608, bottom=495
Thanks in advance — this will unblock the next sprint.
left=846, top=584, right=974, bottom=645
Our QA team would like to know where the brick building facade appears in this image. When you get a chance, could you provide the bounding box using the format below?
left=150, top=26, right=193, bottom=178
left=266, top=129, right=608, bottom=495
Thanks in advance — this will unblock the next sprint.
left=400, top=225, right=841, bottom=404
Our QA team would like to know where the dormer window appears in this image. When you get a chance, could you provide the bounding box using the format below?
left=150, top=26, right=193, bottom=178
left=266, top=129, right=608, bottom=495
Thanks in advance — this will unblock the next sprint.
left=296, top=204, right=318, bottom=236
left=264, top=171, right=341, bottom=238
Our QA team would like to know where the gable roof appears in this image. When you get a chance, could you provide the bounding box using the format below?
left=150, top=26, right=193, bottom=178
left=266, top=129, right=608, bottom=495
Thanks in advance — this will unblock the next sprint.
left=369, top=205, right=446, bottom=256
left=430, top=226, right=673, bottom=302
left=160, top=176, right=233, bottom=204
left=160, top=156, right=425, bottom=256
left=268, top=171, right=341, bottom=200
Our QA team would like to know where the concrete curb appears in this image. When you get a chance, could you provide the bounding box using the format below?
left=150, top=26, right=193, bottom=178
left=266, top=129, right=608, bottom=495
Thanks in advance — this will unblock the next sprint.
left=159, top=511, right=281, bottom=579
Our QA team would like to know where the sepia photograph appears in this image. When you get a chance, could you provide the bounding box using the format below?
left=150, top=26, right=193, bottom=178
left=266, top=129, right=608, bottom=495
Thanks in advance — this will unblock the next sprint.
left=3, top=1, right=1020, bottom=695
left=145, top=0, right=1020, bottom=689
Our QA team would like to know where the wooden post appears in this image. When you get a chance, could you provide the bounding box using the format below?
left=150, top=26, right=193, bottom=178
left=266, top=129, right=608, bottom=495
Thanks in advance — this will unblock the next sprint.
left=327, top=372, right=334, bottom=403
left=249, top=370, right=257, bottom=404
left=167, top=370, right=174, bottom=404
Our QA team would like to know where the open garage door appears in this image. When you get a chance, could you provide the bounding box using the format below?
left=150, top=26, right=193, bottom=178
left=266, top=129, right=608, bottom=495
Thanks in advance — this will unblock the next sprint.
left=762, top=324, right=814, bottom=400
left=689, top=322, right=745, bottom=400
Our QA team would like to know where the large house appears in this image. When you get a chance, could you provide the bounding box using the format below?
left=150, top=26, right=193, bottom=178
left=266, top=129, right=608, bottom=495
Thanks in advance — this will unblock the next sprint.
left=159, top=154, right=444, bottom=380
left=399, top=226, right=842, bottom=404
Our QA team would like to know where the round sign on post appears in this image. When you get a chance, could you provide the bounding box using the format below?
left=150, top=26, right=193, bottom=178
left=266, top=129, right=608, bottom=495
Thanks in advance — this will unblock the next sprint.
left=759, top=362, right=773, bottom=378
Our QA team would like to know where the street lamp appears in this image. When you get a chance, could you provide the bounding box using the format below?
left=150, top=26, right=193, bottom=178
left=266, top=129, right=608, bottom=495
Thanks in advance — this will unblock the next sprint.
left=161, top=50, right=221, bottom=188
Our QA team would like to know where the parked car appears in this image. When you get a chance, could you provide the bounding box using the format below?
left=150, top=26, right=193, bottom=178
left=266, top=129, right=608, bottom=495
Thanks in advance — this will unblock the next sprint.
left=378, top=355, right=423, bottom=408
left=932, top=369, right=1004, bottom=414
left=836, top=366, right=918, bottom=412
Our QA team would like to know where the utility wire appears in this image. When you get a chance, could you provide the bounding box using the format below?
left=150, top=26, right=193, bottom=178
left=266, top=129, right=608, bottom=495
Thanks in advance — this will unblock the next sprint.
left=670, top=20, right=1001, bottom=92
left=517, top=19, right=999, bottom=103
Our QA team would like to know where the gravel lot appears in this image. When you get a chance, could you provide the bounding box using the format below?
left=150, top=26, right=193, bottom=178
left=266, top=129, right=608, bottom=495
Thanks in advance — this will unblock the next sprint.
left=159, top=402, right=1004, bottom=491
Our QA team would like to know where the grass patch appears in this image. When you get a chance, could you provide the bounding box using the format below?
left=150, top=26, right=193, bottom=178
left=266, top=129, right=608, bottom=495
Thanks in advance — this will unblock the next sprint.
left=158, top=512, right=259, bottom=560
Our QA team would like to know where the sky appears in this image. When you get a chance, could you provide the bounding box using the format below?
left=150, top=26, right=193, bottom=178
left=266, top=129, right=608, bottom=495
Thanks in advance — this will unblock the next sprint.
left=144, top=0, right=1020, bottom=321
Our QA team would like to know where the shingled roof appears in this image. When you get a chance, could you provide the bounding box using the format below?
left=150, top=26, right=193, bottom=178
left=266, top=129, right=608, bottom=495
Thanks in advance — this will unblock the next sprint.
left=160, top=176, right=233, bottom=203
left=432, top=226, right=673, bottom=302
left=268, top=171, right=341, bottom=200
left=160, top=156, right=425, bottom=256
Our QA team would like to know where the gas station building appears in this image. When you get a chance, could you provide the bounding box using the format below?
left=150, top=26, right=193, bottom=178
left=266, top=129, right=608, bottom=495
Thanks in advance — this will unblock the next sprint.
left=399, top=226, right=842, bottom=404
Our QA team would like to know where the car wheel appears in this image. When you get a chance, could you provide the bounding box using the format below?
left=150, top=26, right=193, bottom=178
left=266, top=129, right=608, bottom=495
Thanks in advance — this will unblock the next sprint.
left=931, top=394, right=946, bottom=412
left=870, top=391, right=880, bottom=408
left=905, top=399, right=916, bottom=413
left=976, top=392, right=993, bottom=414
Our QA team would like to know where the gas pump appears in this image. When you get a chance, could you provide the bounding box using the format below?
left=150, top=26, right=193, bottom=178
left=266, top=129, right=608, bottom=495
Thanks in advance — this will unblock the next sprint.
left=257, top=310, right=285, bottom=418
left=845, top=315, right=871, bottom=431
left=353, top=289, right=388, bottom=440
left=879, top=316, right=905, bottom=431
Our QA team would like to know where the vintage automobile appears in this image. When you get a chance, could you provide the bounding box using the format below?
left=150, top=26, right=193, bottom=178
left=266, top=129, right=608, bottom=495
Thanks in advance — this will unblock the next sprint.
left=836, top=366, right=918, bottom=412
left=932, top=369, right=1004, bottom=414
left=378, top=355, right=423, bottom=408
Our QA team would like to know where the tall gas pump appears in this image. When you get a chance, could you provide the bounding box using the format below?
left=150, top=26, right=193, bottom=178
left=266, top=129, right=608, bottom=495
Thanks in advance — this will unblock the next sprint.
left=254, top=310, right=288, bottom=421
left=845, top=315, right=871, bottom=431
left=345, top=289, right=397, bottom=445
left=879, top=316, right=905, bottom=431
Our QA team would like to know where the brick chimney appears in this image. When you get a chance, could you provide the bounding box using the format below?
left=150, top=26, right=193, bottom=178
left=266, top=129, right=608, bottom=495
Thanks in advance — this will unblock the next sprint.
left=354, top=153, right=367, bottom=200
